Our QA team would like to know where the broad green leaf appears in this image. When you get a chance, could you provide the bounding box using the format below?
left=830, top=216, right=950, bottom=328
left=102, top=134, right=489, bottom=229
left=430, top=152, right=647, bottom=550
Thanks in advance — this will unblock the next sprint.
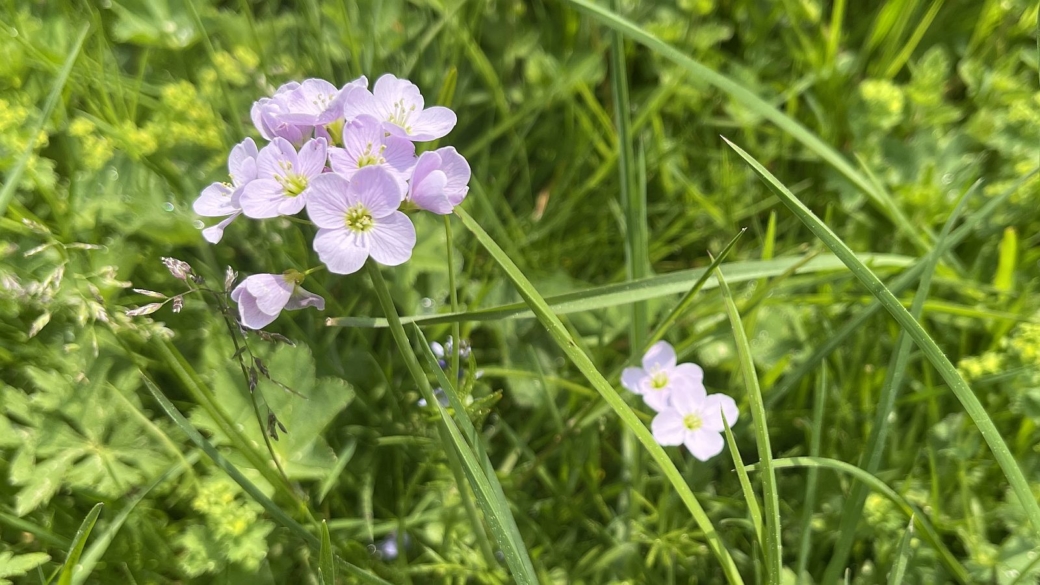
left=0, top=552, right=51, bottom=585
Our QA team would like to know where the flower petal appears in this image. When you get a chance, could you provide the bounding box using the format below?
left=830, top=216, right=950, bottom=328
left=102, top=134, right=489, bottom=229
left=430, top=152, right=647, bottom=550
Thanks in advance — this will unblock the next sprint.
left=257, top=137, right=299, bottom=180
left=651, top=410, right=687, bottom=446
left=314, top=228, right=370, bottom=275
left=408, top=106, right=457, bottom=141
left=240, top=179, right=289, bottom=219
left=700, top=394, right=739, bottom=432
left=672, top=362, right=705, bottom=386
left=669, top=382, right=707, bottom=415
left=194, top=183, right=236, bottom=216
left=620, top=367, right=647, bottom=393
left=642, top=341, right=677, bottom=371
left=296, top=138, right=328, bottom=178
left=307, top=173, right=352, bottom=229
left=201, top=212, right=240, bottom=244
left=410, top=169, right=451, bottom=214
left=350, top=166, right=403, bottom=217
left=435, top=146, right=471, bottom=205
left=235, top=288, right=279, bottom=330
left=684, top=429, right=725, bottom=462
left=368, top=212, right=416, bottom=266
left=641, top=390, right=673, bottom=413
left=284, top=286, right=326, bottom=311
left=229, top=138, right=259, bottom=185
left=244, top=274, right=294, bottom=316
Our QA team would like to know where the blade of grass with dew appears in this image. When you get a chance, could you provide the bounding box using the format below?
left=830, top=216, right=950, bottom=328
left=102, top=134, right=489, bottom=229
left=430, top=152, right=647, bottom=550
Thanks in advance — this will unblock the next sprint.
left=413, top=324, right=513, bottom=565
left=888, top=516, right=915, bottom=585
left=823, top=178, right=977, bottom=584
left=796, top=365, right=826, bottom=580
left=74, top=453, right=199, bottom=585
left=0, top=24, right=89, bottom=217
left=563, top=0, right=928, bottom=252
left=724, top=136, right=1040, bottom=539
left=643, top=229, right=745, bottom=352
left=328, top=253, right=912, bottom=328
left=766, top=169, right=1040, bottom=408
left=748, top=457, right=968, bottom=583
left=721, top=415, right=763, bottom=549
left=319, top=520, right=335, bottom=585
left=454, top=206, right=744, bottom=585
left=56, top=503, right=102, bottom=585
left=141, top=375, right=392, bottom=585
left=365, top=263, right=537, bottom=584
left=715, top=267, right=781, bottom=584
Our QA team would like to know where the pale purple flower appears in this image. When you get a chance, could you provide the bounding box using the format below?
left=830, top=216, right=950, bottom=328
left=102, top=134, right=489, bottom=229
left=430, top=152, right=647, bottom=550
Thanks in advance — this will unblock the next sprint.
left=239, top=137, right=327, bottom=219
left=621, top=341, right=704, bottom=412
left=278, top=77, right=366, bottom=127
left=342, top=73, right=457, bottom=142
left=307, top=167, right=416, bottom=275
left=230, top=272, right=325, bottom=330
left=407, top=147, right=471, bottom=214
left=251, top=81, right=307, bottom=145
left=194, top=138, right=259, bottom=243
left=328, top=114, right=415, bottom=187
left=651, top=387, right=738, bottom=461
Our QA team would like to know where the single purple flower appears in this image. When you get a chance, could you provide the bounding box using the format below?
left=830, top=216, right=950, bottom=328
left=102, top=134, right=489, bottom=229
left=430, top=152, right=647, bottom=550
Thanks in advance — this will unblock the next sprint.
left=651, top=386, right=739, bottom=461
left=230, top=271, right=325, bottom=330
left=194, top=138, right=259, bottom=243
left=328, top=114, right=415, bottom=187
left=342, top=73, right=457, bottom=142
left=277, top=77, right=365, bottom=127
left=407, top=147, right=471, bottom=214
left=307, top=167, right=415, bottom=275
left=239, top=137, right=328, bottom=219
left=251, top=81, right=308, bottom=145
left=621, top=341, right=704, bottom=412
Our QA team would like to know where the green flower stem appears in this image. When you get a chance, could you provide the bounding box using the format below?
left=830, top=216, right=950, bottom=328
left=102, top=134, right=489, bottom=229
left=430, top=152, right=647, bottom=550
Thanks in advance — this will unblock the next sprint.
left=455, top=206, right=744, bottom=585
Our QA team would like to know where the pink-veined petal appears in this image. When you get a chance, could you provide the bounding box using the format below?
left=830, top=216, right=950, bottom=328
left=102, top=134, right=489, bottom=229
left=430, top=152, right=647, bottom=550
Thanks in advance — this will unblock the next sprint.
left=314, top=228, right=370, bottom=275
left=296, top=138, right=328, bottom=177
left=382, top=136, right=417, bottom=176
left=435, top=146, right=471, bottom=204
left=240, top=179, right=288, bottom=219
left=243, top=274, right=294, bottom=315
left=276, top=194, right=308, bottom=216
left=368, top=212, right=416, bottom=266
left=257, top=137, right=299, bottom=180
left=307, top=173, right=352, bottom=228
left=651, top=410, right=687, bottom=446
left=620, top=367, right=647, bottom=393
left=350, top=166, right=403, bottom=217
left=642, top=341, right=677, bottom=371
left=229, top=138, right=259, bottom=185
left=700, top=394, right=739, bottom=432
left=194, top=183, right=236, bottom=216
left=684, top=429, right=725, bottom=462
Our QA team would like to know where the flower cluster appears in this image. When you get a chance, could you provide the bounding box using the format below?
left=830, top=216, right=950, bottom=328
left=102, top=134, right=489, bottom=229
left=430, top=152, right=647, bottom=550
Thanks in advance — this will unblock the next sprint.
left=194, top=74, right=470, bottom=329
left=622, top=341, right=739, bottom=461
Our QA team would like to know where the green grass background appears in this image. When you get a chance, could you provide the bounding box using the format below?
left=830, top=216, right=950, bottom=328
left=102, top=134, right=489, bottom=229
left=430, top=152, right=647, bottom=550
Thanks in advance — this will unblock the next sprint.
left=2, top=0, right=1040, bottom=583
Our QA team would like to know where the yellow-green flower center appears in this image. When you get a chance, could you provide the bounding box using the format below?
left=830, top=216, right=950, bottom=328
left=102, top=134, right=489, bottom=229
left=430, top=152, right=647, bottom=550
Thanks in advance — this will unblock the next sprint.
left=683, top=414, right=703, bottom=431
left=650, top=372, right=669, bottom=390
left=357, top=142, right=387, bottom=168
left=278, top=173, right=309, bottom=197
left=344, top=204, right=374, bottom=233
left=388, top=98, right=416, bottom=133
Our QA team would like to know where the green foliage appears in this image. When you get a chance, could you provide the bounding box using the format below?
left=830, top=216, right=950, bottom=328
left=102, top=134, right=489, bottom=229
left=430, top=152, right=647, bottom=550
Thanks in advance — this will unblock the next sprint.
left=2, top=0, right=1040, bottom=583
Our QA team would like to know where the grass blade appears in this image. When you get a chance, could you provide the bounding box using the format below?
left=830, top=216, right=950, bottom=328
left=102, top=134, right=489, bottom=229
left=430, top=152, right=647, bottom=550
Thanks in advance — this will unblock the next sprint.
left=715, top=268, right=781, bottom=584
left=141, top=375, right=391, bottom=585
left=319, top=521, right=335, bottom=585
left=721, top=415, right=763, bottom=549
left=823, top=179, right=977, bottom=583
left=766, top=169, right=1040, bottom=408
left=749, top=457, right=968, bottom=583
left=366, top=263, right=538, bottom=584
left=795, top=365, right=826, bottom=580
left=455, top=206, right=745, bottom=584
left=564, top=0, right=928, bottom=251
left=0, top=24, right=90, bottom=216
left=327, top=253, right=913, bottom=328
left=724, top=136, right=1040, bottom=540
left=57, top=503, right=102, bottom=585
left=888, top=516, right=915, bottom=585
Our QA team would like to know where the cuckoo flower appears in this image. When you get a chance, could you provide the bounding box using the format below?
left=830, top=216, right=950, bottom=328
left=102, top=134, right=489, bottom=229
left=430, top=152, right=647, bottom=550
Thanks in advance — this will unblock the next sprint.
left=240, top=137, right=327, bottom=219
left=306, top=167, right=416, bottom=275
left=621, top=341, right=704, bottom=412
left=251, top=81, right=308, bottom=145
left=651, top=387, right=739, bottom=461
left=328, top=114, right=415, bottom=187
left=407, top=147, right=471, bottom=214
left=194, top=138, right=258, bottom=243
left=278, top=77, right=365, bottom=127
left=230, top=271, right=325, bottom=330
left=342, top=73, right=456, bottom=142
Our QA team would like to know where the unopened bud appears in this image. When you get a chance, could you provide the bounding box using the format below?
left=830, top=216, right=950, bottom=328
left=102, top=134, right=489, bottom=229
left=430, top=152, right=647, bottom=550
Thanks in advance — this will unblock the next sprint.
left=161, top=257, right=193, bottom=281
left=126, top=303, right=163, bottom=317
